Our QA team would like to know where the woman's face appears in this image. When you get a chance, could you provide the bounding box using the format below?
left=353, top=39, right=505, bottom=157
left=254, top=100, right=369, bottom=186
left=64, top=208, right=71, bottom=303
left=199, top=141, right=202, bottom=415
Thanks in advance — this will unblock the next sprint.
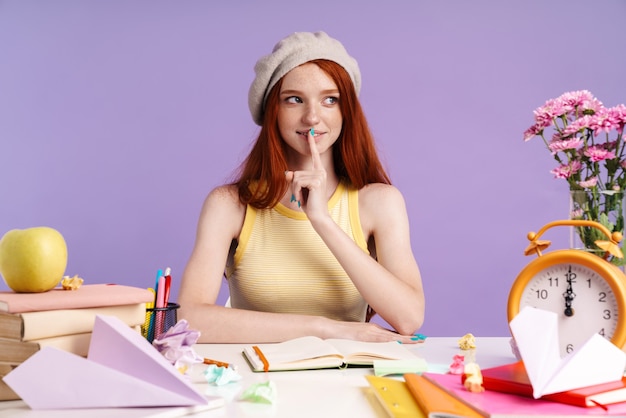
left=277, top=63, right=343, bottom=164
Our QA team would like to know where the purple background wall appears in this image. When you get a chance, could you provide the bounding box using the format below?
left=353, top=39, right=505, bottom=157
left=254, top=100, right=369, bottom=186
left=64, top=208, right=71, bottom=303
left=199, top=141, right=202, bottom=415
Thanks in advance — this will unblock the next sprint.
left=1, top=0, right=625, bottom=337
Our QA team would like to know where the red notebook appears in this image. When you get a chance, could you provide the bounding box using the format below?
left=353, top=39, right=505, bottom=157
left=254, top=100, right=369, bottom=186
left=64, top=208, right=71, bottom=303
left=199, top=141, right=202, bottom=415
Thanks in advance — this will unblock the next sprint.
left=423, top=372, right=626, bottom=416
left=482, top=361, right=626, bottom=408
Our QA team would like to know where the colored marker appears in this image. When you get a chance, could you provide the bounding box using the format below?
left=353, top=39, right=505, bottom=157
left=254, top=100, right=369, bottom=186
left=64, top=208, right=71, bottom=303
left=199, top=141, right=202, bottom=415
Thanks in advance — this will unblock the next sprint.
left=163, top=267, right=172, bottom=306
left=204, top=358, right=237, bottom=370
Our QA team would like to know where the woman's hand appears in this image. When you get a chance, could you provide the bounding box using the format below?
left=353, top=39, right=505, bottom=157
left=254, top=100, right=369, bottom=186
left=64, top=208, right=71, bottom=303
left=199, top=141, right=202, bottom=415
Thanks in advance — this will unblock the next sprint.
left=285, top=130, right=330, bottom=221
left=327, top=319, right=424, bottom=345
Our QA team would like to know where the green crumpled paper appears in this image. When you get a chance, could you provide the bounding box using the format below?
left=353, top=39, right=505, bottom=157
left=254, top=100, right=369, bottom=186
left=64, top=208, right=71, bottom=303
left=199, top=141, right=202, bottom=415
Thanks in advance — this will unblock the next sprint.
left=239, top=381, right=277, bottom=404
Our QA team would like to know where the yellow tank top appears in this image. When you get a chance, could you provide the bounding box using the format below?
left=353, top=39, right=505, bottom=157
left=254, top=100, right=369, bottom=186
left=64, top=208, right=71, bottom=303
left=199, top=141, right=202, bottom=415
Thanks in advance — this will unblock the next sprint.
left=226, top=181, right=369, bottom=322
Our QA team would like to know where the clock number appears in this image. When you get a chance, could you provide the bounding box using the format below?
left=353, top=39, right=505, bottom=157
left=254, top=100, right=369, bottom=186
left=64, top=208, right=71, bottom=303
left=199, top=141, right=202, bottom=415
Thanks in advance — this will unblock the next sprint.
left=565, top=269, right=577, bottom=283
left=535, top=289, right=548, bottom=300
left=600, top=328, right=606, bottom=337
left=548, top=277, right=558, bottom=287
left=604, top=309, right=611, bottom=320
left=566, top=343, right=574, bottom=354
left=599, top=292, right=607, bottom=302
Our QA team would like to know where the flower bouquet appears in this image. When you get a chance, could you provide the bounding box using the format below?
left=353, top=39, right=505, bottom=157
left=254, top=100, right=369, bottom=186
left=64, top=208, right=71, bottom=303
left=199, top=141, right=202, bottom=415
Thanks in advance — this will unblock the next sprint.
left=524, top=90, right=626, bottom=265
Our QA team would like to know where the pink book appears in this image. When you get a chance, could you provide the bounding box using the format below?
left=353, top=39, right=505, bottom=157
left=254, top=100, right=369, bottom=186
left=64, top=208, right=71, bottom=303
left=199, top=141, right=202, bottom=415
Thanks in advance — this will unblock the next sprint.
left=482, top=361, right=626, bottom=408
left=0, top=284, right=154, bottom=313
left=422, top=372, right=626, bottom=417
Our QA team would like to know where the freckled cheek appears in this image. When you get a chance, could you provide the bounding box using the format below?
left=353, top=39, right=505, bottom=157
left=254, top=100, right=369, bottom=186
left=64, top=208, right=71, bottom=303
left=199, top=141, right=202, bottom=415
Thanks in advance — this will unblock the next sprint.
left=276, top=117, right=294, bottom=139
left=278, top=109, right=305, bottom=130
left=323, top=109, right=343, bottom=132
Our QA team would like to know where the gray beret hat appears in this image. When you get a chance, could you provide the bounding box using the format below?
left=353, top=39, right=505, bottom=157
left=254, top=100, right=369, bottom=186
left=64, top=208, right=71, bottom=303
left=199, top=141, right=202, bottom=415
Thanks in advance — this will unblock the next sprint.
left=248, top=31, right=361, bottom=126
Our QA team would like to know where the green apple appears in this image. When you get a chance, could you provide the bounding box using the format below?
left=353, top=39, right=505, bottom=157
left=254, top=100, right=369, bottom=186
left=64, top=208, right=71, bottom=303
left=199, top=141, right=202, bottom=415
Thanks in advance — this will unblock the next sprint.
left=0, top=226, right=68, bottom=293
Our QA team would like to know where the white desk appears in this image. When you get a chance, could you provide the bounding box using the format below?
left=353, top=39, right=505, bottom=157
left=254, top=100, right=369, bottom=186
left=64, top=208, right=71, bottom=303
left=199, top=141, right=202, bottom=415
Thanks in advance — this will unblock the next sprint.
left=0, top=337, right=516, bottom=418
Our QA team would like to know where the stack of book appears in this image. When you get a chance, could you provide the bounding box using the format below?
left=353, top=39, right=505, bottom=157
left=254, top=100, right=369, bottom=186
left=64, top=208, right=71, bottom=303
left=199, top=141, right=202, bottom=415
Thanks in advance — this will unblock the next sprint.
left=0, top=284, right=154, bottom=401
left=367, top=364, right=626, bottom=417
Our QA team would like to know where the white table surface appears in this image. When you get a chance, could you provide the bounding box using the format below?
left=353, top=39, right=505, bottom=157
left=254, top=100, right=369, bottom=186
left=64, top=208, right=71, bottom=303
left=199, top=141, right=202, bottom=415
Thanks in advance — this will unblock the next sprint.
left=0, top=337, right=516, bottom=418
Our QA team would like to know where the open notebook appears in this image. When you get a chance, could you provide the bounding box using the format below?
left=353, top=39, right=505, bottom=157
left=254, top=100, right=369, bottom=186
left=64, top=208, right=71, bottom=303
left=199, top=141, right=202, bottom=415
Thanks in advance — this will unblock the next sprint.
left=242, top=335, right=418, bottom=372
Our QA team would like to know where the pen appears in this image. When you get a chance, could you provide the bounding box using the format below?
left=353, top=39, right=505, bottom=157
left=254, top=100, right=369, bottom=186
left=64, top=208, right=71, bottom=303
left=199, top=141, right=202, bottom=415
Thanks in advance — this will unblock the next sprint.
left=204, top=358, right=236, bottom=370
left=163, top=267, right=172, bottom=306
left=154, top=275, right=167, bottom=340
left=147, top=269, right=163, bottom=341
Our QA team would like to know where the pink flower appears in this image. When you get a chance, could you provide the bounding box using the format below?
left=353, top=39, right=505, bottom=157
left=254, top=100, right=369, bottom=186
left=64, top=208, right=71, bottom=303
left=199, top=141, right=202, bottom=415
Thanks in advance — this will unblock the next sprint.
left=550, top=160, right=582, bottom=179
left=527, top=91, right=626, bottom=267
left=531, top=99, right=565, bottom=128
left=524, top=91, right=604, bottom=141
left=558, top=90, right=603, bottom=116
left=561, top=115, right=594, bottom=137
left=589, top=108, right=618, bottom=134
left=548, top=137, right=583, bottom=154
left=584, top=146, right=616, bottom=162
left=590, top=105, right=626, bottom=135
left=578, top=177, right=598, bottom=188
left=523, top=124, right=543, bottom=141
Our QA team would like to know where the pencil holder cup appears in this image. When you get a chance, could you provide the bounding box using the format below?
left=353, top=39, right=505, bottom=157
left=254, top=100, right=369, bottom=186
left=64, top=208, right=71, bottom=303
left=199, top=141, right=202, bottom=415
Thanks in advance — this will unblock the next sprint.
left=142, top=302, right=180, bottom=343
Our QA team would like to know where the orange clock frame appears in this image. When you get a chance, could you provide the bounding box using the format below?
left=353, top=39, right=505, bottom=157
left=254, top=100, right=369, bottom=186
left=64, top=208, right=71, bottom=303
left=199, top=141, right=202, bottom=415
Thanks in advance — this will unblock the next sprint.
left=507, top=220, right=626, bottom=351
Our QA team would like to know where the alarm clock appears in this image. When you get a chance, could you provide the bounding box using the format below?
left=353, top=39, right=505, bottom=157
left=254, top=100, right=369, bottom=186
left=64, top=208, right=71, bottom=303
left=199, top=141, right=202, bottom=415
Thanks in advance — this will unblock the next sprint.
left=507, top=219, right=626, bottom=357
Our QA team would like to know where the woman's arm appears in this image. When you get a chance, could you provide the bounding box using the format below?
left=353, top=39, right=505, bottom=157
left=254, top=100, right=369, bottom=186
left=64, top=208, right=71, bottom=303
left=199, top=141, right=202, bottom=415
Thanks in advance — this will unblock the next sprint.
left=305, top=182, right=425, bottom=336
left=290, top=135, right=425, bottom=335
left=178, top=185, right=318, bottom=343
left=177, top=185, right=422, bottom=343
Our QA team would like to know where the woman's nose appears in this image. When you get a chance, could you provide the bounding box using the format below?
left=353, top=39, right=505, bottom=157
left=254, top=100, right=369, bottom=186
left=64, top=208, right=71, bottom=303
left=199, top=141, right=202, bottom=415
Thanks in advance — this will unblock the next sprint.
left=302, top=104, right=320, bottom=125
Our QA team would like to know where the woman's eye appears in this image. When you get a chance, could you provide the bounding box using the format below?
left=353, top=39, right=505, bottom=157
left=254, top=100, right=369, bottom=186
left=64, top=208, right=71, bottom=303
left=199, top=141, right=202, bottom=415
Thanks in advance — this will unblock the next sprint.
left=324, top=96, right=339, bottom=105
left=285, top=96, right=302, bottom=104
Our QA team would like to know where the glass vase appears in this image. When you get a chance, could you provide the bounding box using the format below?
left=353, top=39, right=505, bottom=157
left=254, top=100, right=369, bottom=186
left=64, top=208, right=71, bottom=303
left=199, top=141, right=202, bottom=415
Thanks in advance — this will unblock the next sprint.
left=569, top=189, right=626, bottom=266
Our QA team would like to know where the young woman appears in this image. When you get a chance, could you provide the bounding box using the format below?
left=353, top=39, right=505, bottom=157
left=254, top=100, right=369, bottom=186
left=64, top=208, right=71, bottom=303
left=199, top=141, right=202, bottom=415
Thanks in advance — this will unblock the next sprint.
left=178, top=31, right=424, bottom=343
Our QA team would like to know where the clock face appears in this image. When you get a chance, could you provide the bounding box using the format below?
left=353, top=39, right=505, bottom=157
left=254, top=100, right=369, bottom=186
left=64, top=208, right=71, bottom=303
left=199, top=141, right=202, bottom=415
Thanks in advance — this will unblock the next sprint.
left=518, top=262, right=619, bottom=358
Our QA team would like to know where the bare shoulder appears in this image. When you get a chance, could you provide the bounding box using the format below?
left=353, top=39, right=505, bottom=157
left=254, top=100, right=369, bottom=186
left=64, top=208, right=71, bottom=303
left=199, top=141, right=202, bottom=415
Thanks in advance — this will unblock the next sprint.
left=199, top=184, right=246, bottom=236
left=359, top=183, right=407, bottom=212
left=204, top=184, right=242, bottom=210
left=358, top=183, right=409, bottom=232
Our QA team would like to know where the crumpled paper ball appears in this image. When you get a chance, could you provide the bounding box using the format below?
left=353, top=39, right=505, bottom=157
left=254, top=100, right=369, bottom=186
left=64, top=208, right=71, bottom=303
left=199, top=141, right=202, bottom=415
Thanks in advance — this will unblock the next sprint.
left=448, top=354, right=465, bottom=374
left=458, top=333, right=476, bottom=350
left=203, top=364, right=242, bottom=386
left=152, top=319, right=203, bottom=372
left=239, top=381, right=277, bottom=404
left=509, top=337, right=521, bottom=360
left=462, top=362, right=485, bottom=393
left=61, top=275, right=84, bottom=290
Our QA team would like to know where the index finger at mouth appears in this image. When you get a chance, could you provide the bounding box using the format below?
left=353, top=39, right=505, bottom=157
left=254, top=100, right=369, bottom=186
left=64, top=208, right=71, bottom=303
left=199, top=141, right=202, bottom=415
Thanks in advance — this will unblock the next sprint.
left=308, top=129, right=322, bottom=170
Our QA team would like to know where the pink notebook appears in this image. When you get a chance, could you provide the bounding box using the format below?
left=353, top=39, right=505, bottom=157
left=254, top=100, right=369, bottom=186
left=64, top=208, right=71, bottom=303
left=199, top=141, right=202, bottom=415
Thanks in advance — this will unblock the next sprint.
left=423, top=372, right=626, bottom=416
left=0, top=284, right=154, bottom=313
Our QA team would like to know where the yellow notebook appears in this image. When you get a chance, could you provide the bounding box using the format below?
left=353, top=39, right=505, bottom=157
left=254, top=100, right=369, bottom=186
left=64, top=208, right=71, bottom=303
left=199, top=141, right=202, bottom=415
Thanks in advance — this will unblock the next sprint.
left=403, top=373, right=487, bottom=418
left=365, top=375, right=425, bottom=418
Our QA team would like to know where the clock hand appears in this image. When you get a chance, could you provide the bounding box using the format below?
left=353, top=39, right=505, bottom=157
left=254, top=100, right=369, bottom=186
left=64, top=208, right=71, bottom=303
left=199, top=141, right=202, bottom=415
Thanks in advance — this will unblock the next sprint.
left=563, top=265, right=577, bottom=317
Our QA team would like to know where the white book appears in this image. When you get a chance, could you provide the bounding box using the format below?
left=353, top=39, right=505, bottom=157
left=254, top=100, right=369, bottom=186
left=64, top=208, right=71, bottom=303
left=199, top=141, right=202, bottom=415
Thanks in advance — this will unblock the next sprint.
left=242, top=335, right=418, bottom=372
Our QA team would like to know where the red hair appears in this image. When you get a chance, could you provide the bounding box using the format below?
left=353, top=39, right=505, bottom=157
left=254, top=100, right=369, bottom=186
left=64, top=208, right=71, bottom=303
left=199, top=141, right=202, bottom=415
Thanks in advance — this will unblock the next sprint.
left=236, top=60, right=391, bottom=208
